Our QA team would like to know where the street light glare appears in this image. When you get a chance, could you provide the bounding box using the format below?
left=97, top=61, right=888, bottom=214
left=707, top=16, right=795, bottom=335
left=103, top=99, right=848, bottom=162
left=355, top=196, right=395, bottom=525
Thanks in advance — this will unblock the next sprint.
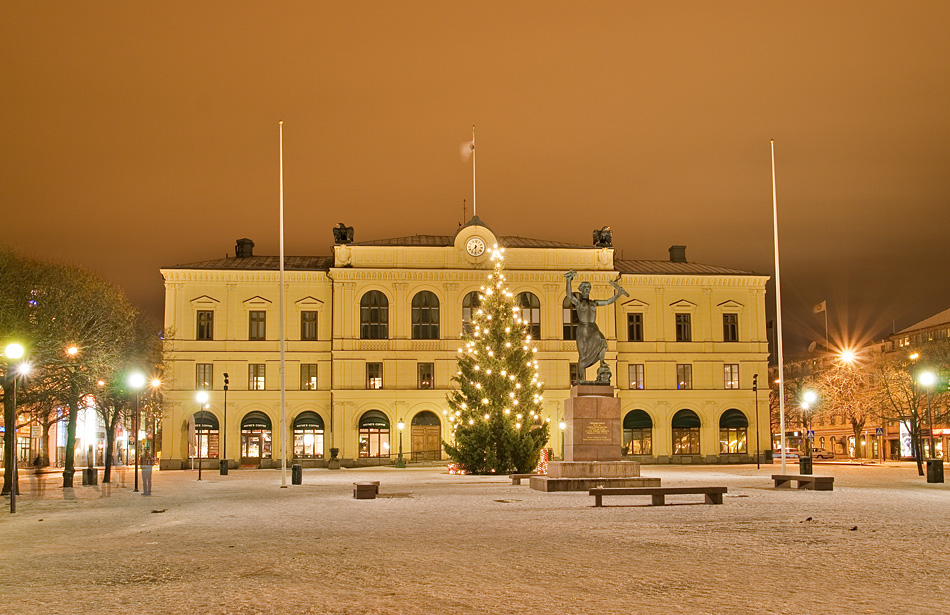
left=66, top=345, right=79, bottom=356
left=839, top=349, right=856, bottom=364
left=919, top=371, right=937, bottom=387
left=128, top=372, right=147, bottom=389
left=150, top=378, right=162, bottom=388
left=15, top=362, right=31, bottom=376
left=4, top=343, right=25, bottom=359
left=195, top=390, right=210, bottom=404
left=803, top=390, right=818, bottom=404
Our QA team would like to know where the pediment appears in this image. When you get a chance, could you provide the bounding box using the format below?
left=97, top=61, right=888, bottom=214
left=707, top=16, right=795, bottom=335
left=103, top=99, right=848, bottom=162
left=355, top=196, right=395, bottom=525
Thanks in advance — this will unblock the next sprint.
left=669, top=299, right=697, bottom=311
left=295, top=296, right=324, bottom=309
left=622, top=298, right=649, bottom=310
left=717, top=300, right=744, bottom=311
left=190, top=295, right=219, bottom=307
left=243, top=295, right=273, bottom=307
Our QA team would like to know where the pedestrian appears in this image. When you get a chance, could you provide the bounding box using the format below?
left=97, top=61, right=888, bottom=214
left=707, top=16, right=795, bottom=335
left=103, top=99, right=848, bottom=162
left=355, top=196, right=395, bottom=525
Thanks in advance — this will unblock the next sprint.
left=141, top=454, right=153, bottom=496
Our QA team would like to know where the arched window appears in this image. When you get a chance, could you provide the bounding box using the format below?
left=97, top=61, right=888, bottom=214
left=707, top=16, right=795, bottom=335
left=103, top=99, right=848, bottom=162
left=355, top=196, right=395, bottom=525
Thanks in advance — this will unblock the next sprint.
left=562, top=293, right=580, bottom=340
left=462, top=291, right=481, bottom=334
left=623, top=410, right=653, bottom=455
left=360, top=291, right=389, bottom=340
left=241, top=411, right=272, bottom=461
left=411, top=411, right=442, bottom=461
left=518, top=292, right=541, bottom=339
left=191, top=411, right=219, bottom=459
left=293, top=411, right=325, bottom=459
left=671, top=409, right=701, bottom=455
left=718, top=409, right=748, bottom=454
left=359, top=411, right=391, bottom=458
left=411, top=291, right=440, bottom=339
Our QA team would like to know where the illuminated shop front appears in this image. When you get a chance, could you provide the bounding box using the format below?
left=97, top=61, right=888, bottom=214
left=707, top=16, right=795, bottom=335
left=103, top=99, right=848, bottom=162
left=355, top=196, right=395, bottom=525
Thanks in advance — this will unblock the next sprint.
left=293, top=412, right=325, bottom=459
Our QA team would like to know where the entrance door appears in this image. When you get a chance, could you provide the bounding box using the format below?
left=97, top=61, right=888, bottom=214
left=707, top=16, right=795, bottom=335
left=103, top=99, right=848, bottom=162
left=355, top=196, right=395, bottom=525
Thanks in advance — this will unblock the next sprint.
left=410, top=411, right=442, bottom=460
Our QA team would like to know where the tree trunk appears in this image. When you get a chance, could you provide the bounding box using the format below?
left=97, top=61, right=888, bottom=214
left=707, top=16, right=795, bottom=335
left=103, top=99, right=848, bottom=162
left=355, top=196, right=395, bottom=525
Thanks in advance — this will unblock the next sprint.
left=102, top=416, right=117, bottom=483
left=63, top=397, right=79, bottom=488
left=851, top=419, right=866, bottom=459
left=38, top=417, right=51, bottom=467
left=2, top=378, right=19, bottom=497
left=911, top=418, right=925, bottom=476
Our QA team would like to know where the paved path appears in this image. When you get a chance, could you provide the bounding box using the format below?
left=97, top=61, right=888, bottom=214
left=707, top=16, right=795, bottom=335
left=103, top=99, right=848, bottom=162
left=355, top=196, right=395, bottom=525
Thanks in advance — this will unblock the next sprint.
left=1, top=463, right=946, bottom=614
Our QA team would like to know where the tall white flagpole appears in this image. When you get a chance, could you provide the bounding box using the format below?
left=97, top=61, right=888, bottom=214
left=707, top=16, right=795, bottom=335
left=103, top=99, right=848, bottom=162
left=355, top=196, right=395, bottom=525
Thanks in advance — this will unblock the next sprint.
left=279, top=120, right=288, bottom=488
left=471, top=125, right=476, bottom=219
left=771, top=139, right=788, bottom=474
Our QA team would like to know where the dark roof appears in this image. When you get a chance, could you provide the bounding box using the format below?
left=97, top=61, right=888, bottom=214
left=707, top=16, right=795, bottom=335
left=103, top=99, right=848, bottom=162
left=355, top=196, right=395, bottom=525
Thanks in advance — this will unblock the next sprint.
left=166, top=256, right=332, bottom=271
left=351, top=234, right=593, bottom=249
left=614, top=260, right=757, bottom=276
left=897, top=307, right=950, bottom=333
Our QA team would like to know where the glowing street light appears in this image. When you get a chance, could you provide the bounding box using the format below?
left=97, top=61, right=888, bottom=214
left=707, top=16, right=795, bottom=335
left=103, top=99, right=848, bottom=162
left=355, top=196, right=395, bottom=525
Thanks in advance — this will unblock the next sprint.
left=4, top=343, right=29, bottom=514
left=395, top=418, right=406, bottom=468
left=919, top=371, right=939, bottom=470
left=128, top=372, right=146, bottom=492
left=839, top=349, right=856, bottom=364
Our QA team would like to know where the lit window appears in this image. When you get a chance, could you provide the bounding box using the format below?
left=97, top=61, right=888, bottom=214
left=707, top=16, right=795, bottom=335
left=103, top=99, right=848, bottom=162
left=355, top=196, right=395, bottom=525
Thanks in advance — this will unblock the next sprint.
left=628, top=364, right=644, bottom=390
left=676, top=364, right=692, bottom=390
left=366, top=362, right=383, bottom=389
left=724, top=364, right=739, bottom=389
left=248, top=364, right=265, bottom=390
left=196, top=364, right=213, bottom=390
left=300, top=364, right=317, bottom=391
left=417, top=362, right=434, bottom=389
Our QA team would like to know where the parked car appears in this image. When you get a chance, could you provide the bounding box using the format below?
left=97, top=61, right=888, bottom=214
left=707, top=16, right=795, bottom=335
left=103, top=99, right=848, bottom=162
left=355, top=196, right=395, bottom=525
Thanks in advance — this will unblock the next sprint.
left=811, top=448, right=834, bottom=460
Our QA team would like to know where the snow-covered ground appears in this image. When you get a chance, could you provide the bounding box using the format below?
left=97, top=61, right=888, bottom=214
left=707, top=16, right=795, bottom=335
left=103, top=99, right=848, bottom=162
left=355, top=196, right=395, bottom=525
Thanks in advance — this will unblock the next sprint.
left=1, top=462, right=946, bottom=614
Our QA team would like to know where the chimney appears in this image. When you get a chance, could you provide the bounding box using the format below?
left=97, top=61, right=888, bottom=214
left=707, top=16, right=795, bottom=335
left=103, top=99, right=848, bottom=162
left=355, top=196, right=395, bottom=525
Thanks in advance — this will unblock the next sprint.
left=669, top=245, right=687, bottom=263
left=235, top=238, right=255, bottom=258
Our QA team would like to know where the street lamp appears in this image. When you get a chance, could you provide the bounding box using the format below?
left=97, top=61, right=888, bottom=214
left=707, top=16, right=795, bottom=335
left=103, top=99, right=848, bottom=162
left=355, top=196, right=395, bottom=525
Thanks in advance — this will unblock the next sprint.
left=220, top=373, right=229, bottom=476
left=196, top=390, right=209, bottom=481
left=801, top=390, right=818, bottom=457
left=4, top=343, right=29, bottom=514
left=838, top=348, right=856, bottom=365
left=128, top=372, right=146, bottom=492
left=395, top=418, right=406, bottom=468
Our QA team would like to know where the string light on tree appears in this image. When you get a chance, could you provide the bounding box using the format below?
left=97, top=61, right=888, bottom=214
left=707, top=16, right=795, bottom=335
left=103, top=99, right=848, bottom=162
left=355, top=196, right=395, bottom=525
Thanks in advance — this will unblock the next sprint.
left=444, top=245, right=550, bottom=474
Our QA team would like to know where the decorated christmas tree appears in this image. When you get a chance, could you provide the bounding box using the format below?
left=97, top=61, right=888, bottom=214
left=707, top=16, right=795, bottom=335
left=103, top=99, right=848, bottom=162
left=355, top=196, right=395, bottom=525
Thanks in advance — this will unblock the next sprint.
left=444, top=245, right=550, bottom=474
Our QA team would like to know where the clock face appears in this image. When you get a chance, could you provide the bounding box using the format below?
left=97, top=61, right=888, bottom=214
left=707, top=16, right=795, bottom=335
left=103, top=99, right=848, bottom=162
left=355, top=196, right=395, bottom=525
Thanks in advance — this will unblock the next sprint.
left=466, top=237, right=486, bottom=256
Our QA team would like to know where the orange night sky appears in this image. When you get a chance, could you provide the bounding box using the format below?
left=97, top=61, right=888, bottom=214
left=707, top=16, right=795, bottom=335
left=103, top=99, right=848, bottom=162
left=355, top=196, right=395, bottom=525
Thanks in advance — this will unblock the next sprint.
left=2, top=2, right=948, bottom=353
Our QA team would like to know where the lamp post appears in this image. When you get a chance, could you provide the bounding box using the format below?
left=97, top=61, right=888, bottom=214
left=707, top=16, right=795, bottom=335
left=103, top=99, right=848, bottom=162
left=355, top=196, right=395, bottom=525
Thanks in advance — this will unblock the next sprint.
left=4, top=343, right=28, bottom=514
left=753, top=374, right=760, bottom=469
left=220, top=373, right=229, bottom=475
left=395, top=418, right=406, bottom=468
left=128, top=372, right=146, bottom=492
left=802, top=390, right=818, bottom=456
left=196, top=390, right=209, bottom=481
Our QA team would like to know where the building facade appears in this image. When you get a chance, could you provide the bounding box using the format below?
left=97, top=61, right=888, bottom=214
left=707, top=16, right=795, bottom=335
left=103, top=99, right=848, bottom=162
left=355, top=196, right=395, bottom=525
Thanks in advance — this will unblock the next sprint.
left=159, top=219, right=770, bottom=469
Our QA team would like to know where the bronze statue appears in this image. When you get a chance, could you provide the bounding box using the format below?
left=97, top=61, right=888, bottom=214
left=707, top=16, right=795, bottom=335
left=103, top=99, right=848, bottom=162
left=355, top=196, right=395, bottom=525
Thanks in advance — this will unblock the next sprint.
left=564, top=270, right=629, bottom=384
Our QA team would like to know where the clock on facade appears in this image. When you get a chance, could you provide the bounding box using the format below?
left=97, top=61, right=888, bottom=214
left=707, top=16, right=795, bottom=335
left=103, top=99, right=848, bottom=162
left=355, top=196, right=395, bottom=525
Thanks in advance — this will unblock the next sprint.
left=465, top=237, right=486, bottom=256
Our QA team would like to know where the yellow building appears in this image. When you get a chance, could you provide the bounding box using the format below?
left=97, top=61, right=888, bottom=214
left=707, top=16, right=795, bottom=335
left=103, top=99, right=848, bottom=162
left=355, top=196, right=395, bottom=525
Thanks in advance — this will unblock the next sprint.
left=159, top=219, right=770, bottom=469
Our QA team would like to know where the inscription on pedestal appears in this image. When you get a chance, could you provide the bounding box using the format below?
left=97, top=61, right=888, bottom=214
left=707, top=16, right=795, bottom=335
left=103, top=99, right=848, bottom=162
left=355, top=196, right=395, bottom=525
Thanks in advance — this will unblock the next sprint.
left=584, top=420, right=611, bottom=442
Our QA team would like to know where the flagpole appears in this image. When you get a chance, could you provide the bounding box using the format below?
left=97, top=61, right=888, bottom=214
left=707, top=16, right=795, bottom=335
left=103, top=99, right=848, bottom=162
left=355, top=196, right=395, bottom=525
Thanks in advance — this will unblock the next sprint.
left=771, top=139, right=787, bottom=474
left=471, top=125, right=476, bottom=218
left=824, top=308, right=829, bottom=352
left=278, top=120, right=288, bottom=488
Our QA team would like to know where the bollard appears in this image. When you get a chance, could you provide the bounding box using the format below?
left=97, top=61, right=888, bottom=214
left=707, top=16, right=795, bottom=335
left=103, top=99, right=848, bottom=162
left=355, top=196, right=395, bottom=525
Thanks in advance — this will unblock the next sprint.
left=799, top=456, right=813, bottom=476
left=219, top=459, right=229, bottom=476
left=291, top=464, right=302, bottom=485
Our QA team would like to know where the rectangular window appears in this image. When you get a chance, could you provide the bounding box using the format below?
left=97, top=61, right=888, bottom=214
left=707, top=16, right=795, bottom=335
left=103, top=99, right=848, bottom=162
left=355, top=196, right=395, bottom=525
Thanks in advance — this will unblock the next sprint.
left=249, top=310, right=266, bottom=340
left=724, top=364, right=739, bottom=389
left=628, top=364, right=644, bottom=390
left=417, top=362, right=434, bottom=389
left=569, top=362, right=579, bottom=386
left=627, top=313, right=643, bottom=342
left=723, top=313, right=738, bottom=342
left=676, top=364, right=692, bottom=390
left=249, top=364, right=265, bottom=390
left=675, top=313, right=692, bottom=342
left=300, top=311, right=318, bottom=341
left=196, top=364, right=213, bottom=390
left=366, top=362, right=383, bottom=390
left=196, top=310, right=214, bottom=340
left=300, top=364, right=318, bottom=390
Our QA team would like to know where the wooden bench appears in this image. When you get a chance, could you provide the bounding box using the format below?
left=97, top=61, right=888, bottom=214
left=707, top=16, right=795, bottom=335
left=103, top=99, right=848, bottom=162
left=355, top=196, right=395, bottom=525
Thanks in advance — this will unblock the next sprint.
left=509, top=473, right=539, bottom=485
left=590, top=486, right=727, bottom=507
left=772, top=474, right=834, bottom=491
left=353, top=481, right=380, bottom=499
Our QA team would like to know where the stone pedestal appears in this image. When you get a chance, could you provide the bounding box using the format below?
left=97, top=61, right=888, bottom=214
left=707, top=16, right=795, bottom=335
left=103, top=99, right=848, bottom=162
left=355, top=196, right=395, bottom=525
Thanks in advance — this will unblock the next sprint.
left=564, top=384, right=622, bottom=462
left=530, top=385, right=659, bottom=492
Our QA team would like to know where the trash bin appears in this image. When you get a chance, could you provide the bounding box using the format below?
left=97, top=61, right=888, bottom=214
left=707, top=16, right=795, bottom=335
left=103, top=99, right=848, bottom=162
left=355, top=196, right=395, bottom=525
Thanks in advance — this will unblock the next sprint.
left=291, top=464, right=302, bottom=485
left=926, top=458, right=944, bottom=483
left=219, top=459, right=229, bottom=476
left=82, top=467, right=97, bottom=485
left=799, top=456, right=813, bottom=475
